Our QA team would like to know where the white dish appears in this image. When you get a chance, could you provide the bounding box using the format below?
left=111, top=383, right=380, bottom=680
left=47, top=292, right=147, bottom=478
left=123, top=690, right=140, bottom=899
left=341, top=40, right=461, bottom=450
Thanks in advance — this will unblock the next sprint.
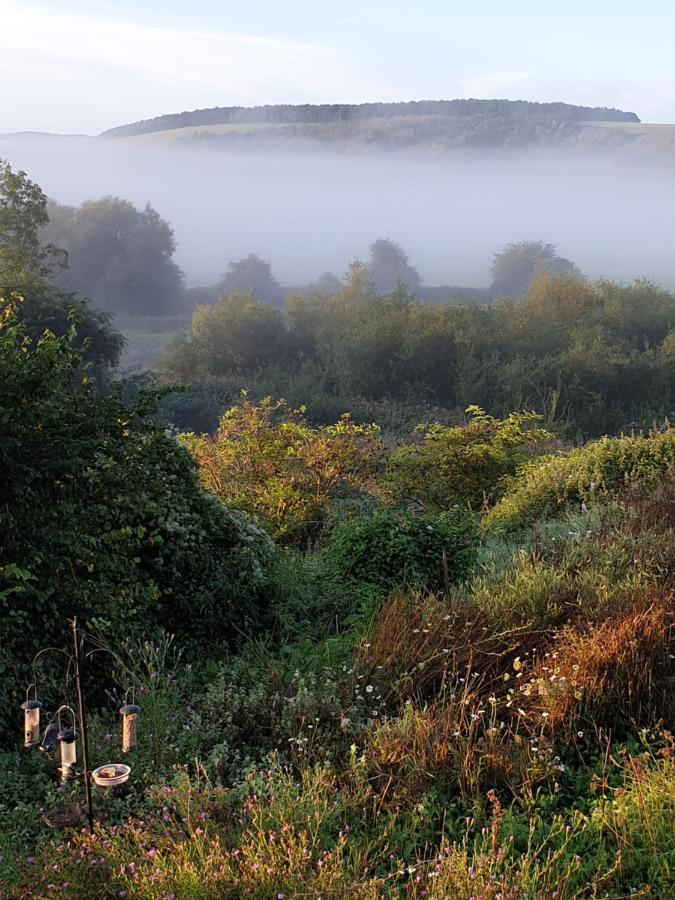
left=91, top=763, right=131, bottom=787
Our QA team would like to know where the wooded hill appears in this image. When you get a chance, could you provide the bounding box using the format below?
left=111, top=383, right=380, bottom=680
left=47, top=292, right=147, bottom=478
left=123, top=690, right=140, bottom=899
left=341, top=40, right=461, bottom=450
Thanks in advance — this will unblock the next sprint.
left=101, top=99, right=644, bottom=154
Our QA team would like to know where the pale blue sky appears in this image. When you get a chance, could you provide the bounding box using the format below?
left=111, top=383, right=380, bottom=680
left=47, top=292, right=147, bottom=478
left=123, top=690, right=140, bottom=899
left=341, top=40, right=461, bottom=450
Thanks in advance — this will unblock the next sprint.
left=2, top=0, right=675, bottom=133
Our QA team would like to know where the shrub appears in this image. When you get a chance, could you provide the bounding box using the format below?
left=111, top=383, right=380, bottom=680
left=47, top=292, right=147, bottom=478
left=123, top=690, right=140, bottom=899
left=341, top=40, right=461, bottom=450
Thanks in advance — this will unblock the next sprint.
left=0, top=303, right=274, bottom=742
left=385, top=406, right=552, bottom=512
left=486, top=428, right=675, bottom=533
left=326, top=506, right=479, bottom=592
left=180, top=396, right=384, bottom=543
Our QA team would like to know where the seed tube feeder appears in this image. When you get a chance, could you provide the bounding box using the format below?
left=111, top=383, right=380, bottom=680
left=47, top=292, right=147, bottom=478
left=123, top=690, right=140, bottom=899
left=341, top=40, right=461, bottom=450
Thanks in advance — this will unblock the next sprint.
left=119, top=703, right=140, bottom=754
left=58, top=727, right=77, bottom=781
left=21, top=698, right=43, bottom=748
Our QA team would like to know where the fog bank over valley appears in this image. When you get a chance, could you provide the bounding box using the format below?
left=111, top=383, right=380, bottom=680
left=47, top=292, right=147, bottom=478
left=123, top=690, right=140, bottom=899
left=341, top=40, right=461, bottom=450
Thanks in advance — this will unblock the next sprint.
left=1, top=133, right=674, bottom=290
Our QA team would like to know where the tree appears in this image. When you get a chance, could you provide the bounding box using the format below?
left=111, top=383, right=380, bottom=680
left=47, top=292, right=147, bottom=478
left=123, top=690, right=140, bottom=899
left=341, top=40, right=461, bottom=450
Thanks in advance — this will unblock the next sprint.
left=11, top=286, right=123, bottom=371
left=216, top=253, right=284, bottom=307
left=0, top=159, right=65, bottom=294
left=490, top=240, right=581, bottom=298
left=366, top=238, right=421, bottom=294
left=0, top=160, right=123, bottom=370
left=180, top=397, right=384, bottom=543
left=43, top=197, right=185, bottom=315
left=314, top=271, right=342, bottom=294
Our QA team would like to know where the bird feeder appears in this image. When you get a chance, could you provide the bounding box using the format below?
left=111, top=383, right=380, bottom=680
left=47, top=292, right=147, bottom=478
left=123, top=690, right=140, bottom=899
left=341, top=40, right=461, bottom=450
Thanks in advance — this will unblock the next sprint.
left=119, top=703, right=140, bottom=754
left=21, top=698, right=43, bottom=748
left=58, top=727, right=77, bottom=782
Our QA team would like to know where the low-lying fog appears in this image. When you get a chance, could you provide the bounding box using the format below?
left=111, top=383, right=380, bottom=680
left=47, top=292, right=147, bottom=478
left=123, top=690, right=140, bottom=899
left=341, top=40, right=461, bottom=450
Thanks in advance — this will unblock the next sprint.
left=1, top=134, right=674, bottom=289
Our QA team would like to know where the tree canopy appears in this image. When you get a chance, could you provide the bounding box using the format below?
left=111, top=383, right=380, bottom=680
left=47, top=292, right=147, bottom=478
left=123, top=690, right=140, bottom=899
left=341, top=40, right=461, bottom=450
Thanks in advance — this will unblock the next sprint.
left=490, top=240, right=582, bottom=298
left=43, top=196, right=185, bottom=315
left=0, top=160, right=123, bottom=370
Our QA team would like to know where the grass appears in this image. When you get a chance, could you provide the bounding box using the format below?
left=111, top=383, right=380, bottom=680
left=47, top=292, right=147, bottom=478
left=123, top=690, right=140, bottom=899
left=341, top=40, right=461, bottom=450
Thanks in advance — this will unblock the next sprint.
left=2, top=444, right=674, bottom=899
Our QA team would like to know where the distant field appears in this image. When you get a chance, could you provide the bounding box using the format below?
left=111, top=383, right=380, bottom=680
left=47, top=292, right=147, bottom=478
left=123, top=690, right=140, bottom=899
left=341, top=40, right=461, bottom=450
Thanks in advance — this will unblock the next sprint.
left=118, top=121, right=295, bottom=144
left=115, top=314, right=190, bottom=373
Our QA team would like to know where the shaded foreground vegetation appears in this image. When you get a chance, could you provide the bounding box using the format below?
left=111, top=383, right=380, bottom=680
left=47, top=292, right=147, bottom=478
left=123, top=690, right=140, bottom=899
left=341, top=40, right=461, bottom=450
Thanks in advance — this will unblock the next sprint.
left=1, top=293, right=674, bottom=898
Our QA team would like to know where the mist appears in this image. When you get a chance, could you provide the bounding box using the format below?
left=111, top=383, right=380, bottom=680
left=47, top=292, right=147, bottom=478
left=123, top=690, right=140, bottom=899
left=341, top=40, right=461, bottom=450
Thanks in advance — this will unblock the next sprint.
left=1, top=133, right=674, bottom=290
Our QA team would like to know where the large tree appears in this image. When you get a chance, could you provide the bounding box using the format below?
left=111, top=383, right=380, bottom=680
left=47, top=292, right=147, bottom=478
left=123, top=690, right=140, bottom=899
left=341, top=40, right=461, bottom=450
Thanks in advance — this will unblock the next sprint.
left=216, top=253, right=284, bottom=307
left=0, top=301, right=273, bottom=738
left=0, top=160, right=123, bottom=369
left=43, top=197, right=185, bottom=315
left=366, top=238, right=421, bottom=294
left=489, top=240, right=581, bottom=298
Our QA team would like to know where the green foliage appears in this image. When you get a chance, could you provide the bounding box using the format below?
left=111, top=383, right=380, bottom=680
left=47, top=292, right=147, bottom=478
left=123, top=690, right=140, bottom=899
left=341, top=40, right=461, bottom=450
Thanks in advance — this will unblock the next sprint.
left=0, top=159, right=65, bottom=295
left=162, top=270, right=674, bottom=441
left=0, top=302, right=273, bottom=740
left=327, top=506, right=479, bottom=592
left=386, top=405, right=552, bottom=511
left=180, top=396, right=384, bottom=543
left=486, top=427, right=675, bottom=533
left=43, top=196, right=184, bottom=315
left=161, top=291, right=289, bottom=381
left=13, top=285, right=124, bottom=371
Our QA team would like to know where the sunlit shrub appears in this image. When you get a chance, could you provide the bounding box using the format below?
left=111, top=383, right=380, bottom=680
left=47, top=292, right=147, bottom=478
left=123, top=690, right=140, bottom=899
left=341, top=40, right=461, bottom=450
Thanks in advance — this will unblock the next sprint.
left=486, top=428, right=675, bottom=533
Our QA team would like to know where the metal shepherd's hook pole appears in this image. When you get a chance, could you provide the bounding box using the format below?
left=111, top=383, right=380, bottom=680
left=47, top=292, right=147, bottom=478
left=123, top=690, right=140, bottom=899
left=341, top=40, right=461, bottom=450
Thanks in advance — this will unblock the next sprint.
left=69, top=617, right=95, bottom=832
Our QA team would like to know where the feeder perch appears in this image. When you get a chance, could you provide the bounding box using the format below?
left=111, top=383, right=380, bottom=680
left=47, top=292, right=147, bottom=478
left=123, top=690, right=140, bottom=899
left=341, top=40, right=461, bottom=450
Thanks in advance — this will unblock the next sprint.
left=119, top=703, right=140, bottom=754
left=91, top=763, right=131, bottom=788
left=21, top=699, right=43, bottom=748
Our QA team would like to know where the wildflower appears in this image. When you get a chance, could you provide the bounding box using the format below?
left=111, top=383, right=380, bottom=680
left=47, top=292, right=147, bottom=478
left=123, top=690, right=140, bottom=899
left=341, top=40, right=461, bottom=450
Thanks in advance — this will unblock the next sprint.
left=365, top=684, right=374, bottom=693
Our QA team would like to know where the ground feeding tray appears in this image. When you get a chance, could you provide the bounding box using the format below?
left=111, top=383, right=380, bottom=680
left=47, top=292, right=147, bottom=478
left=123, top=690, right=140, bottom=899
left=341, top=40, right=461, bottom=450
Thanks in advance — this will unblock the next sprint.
left=44, top=804, right=81, bottom=829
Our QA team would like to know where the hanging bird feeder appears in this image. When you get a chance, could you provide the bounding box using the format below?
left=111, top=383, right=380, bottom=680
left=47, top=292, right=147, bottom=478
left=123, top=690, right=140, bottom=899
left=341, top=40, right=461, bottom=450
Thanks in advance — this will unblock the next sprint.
left=55, top=706, right=78, bottom=782
left=21, top=696, right=43, bottom=748
left=119, top=702, right=140, bottom=754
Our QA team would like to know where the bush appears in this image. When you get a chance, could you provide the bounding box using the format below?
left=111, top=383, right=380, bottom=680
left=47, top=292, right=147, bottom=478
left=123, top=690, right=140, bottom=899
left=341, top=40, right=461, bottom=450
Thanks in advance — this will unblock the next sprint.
left=180, top=397, right=384, bottom=544
left=486, top=428, right=675, bottom=533
left=326, top=506, right=479, bottom=592
left=386, top=406, right=552, bottom=512
left=0, top=303, right=274, bottom=743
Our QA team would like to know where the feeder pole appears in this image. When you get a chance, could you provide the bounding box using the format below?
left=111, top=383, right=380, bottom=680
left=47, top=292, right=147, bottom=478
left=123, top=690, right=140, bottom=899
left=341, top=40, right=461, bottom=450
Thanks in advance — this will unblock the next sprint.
left=69, top=617, right=94, bottom=832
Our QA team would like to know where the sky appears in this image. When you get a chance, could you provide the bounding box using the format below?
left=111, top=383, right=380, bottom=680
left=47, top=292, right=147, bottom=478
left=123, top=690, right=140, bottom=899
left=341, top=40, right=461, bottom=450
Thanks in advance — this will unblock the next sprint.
left=2, top=0, right=675, bottom=133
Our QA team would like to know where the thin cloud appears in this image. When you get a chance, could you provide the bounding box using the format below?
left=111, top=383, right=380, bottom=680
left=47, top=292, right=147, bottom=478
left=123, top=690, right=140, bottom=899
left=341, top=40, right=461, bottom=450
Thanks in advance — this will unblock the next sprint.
left=0, top=1, right=382, bottom=133
left=337, top=15, right=359, bottom=26
left=459, top=70, right=531, bottom=98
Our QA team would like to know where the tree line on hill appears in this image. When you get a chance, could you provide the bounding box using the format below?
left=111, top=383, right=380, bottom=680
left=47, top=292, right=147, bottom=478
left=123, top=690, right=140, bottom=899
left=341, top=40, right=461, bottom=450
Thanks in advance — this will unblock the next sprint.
left=103, top=98, right=639, bottom=139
